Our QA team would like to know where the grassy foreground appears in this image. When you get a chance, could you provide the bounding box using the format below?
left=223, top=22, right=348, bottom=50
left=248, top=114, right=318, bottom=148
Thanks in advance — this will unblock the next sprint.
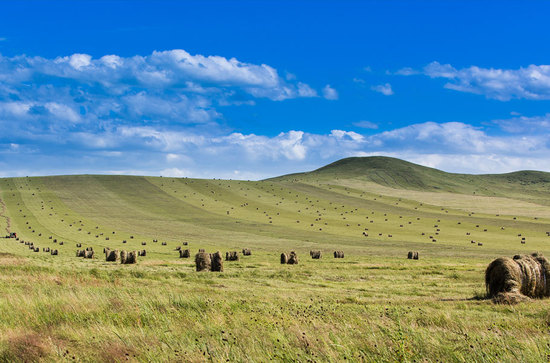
left=1, top=158, right=550, bottom=362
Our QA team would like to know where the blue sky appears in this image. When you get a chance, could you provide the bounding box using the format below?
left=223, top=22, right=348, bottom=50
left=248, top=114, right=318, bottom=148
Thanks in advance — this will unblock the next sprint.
left=1, top=0, right=550, bottom=178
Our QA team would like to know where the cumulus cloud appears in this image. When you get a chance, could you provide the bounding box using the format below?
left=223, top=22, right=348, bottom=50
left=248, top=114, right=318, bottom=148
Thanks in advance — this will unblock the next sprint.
left=322, top=85, right=338, bottom=100
left=4, top=116, right=550, bottom=177
left=416, top=61, right=550, bottom=100
left=371, top=83, right=394, bottom=95
left=0, top=49, right=322, bottom=135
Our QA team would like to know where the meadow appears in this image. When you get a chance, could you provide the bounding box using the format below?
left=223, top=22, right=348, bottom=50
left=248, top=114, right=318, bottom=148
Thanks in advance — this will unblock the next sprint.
left=0, top=157, right=549, bottom=362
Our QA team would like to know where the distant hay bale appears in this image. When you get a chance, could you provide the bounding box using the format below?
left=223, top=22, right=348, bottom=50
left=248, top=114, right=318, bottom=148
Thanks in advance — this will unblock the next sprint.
left=59, top=241, right=64, bottom=245
left=162, top=242, right=167, bottom=246
left=211, top=251, right=223, bottom=272
left=76, top=249, right=85, bottom=257
left=120, top=250, right=128, bottom=264
left=84, top=250, right=94, bottom=259
left=76, top=243, right=82, bottom=247
left=195, top=252, right=211, bottom=271
left=413, top=252, right=419, bottom=260
left=33, top=247, right=39, bottom=252
left=333, top=251, right=344, bottom=258
left=86, top=247, right=93, bottom=252
left=225, top=251, right=239, bottom=261
left=183, top=242, right=188, bottom=246
left=141, top=242, right=146, bottom=246
left=51, top=249, right=58, bottom=256
left=287, top=251, right=298, bottom=265
left=198, top=248, right=205, bottom=253
left=175, top=246, right=181, bottom=251
left=407, top=251, right=419, bottom=260
left=106, top=249, right=119, bottom=262
left=280, top=253, right=289, bottom=264
left=179, top=249, right=190, bottom=258
left=242, top=248, right=251, bottom=256
left=310, top=250, right=322, bottom=259
left=485, top=253, right=550, bottom=304
left=138, top=249, right=146, bottom=257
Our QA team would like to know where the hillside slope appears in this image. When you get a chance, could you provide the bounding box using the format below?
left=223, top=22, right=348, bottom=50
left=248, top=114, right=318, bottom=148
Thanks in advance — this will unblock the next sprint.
left=271, top=156, right=550, bottom=205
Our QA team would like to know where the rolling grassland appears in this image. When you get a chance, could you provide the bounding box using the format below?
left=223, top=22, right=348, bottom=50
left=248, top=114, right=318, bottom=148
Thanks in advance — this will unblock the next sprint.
left=0, top=157, right=549, bottom=362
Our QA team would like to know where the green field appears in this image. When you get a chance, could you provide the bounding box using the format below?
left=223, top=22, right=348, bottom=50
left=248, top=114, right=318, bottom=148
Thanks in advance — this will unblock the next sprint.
left=0, top=157, right=549, bottom=362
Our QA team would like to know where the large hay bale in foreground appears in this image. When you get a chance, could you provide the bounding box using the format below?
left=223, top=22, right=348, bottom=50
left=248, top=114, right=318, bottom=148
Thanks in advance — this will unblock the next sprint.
left=195, top=252, right=211, bottom=271
left=106, top=249, right=120, bottom=262
left=485, top=253, right=550, bottom=304
left=280, top=253, right=289, bottom=264
left=211, top=251, right=223, bottom=272
left=287, top=251, right=298, bottom=265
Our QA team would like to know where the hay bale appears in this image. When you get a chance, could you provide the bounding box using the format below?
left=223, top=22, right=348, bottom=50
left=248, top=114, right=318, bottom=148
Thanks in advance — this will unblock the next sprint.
left=280, top=253, right=289, bottom=264
left=287, top=251, right=298, bottom=265
left=211, top=251, right=224, bottom=272
left=141, top=242, right=146, bottom=246
left=310, top=250, right=322, bottom=259
left=76, top=249, right=85, bottom=257
left=485, top=253, right=550, bottom=303
left=33, top=247, right=39, bottom=252
left=198, top=248, right=205, bottom=253
left=333, top=251, right=344, bottom=258
left=138, top=249, right=146, bottom=257
left=195, top=252, right=211, bottom=271
left=242, top=248, right=251, bottom=256
left=84, top=250, right=94, bottom=259
left=225, top=251, right=239, bottom=261
left=162, top=242, right=167, bottom=246
left=106, top=249, right=119, bottom=262
left=51, top=249, right=58, bottom=256
left=126, top=251, right=138, bottom=264
left=407, top=251, right=413, bottom=259
left=86, top=247, right=93, bottom=252
left=413, top=252, right=419, bottom=260
left=76, top=243, right=82, bottom=247
left=179, top=249, right=190, bottom=258
left=120, top=250, right=128, bottom=264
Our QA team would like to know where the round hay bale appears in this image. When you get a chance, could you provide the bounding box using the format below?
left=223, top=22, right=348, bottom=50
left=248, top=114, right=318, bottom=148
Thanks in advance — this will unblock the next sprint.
left=407, top=251, right=413, bottom=259
left=84, top=250, right=94, bottom=259
left=413, top=252, right=419, bottom=260
left=287, top=251, right=298, bottom=265
left=225, top=251, right=239, bottom=261
left=179, top=249, right=190, bottom=258
left=120, top=250, right=128, bottom=264
left=195, top=252, right=211, bottom=271
left=76, top=249, right=85, bottom=257
left=106, top=249, right=119, bottom=262
left=280, top=252, right=289, bottom=264
left=242, top=248, right=251, bottom=256
left=211, top=251, right=223, bottom=272
left=310, top=250, right=322, bottom=259
left=51, top=249, right=58, bottom=256
left=138, top=249, right=146, bottom=257
left=485, top=253, right=550, bottom=303
left=126, top=251, right=138, bottom=264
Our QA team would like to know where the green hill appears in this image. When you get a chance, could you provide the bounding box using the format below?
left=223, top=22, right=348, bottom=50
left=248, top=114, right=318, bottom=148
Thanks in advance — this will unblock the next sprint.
left=272, top=156, right=550, bottom=204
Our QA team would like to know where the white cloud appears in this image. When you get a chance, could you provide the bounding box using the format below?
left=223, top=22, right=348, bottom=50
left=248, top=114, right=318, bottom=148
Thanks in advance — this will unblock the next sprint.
left=394, top=67, right=419, bottom=76
left=493, top=113, right=550, bottom=133
left=353, top=120, right=378, bottom=129
left=419, top=61, right=550, bottom=100
left=322, top=85, right=338, bottom=100
left=371, top=83, right=394, bottom=95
